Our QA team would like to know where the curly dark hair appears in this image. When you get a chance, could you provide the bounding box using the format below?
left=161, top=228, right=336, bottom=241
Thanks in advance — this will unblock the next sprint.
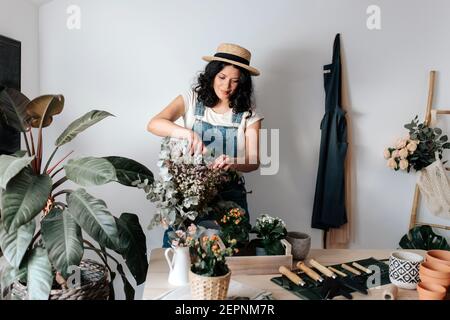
left=193, top=61, right=254, bottom=117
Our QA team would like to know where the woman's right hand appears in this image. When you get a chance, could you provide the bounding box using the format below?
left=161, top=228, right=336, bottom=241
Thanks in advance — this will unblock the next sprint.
left=184, top=129, right=207, bottom=155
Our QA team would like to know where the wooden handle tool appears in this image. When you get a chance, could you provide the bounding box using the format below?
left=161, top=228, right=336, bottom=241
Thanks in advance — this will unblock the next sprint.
left=352, top=262, right=372, bottom=274
left=341, top=263, right=361, bottom=275
left=297, top=262, right=324, bottom=282
left=328, top=266, right=347, bottom=277
left=309, top=259, right=336, bottom=278
left=279, top=266, right=306, bottom=286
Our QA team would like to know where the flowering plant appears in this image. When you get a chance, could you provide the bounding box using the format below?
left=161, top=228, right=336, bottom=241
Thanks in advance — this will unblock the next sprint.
left=384, top=116, right=450, bottom=172
left=252, top=214, right=287, bottom=255
left=167, top=223, right=198, bottom=248
left=188, top=234, right=237, bottom=277
left=217, top=207, right=251, bottom=247
left=134, top=137, right=230, bottom=230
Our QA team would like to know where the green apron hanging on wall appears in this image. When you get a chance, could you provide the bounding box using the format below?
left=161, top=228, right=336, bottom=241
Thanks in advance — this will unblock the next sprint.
left=311, top=34, right=348, bottom=232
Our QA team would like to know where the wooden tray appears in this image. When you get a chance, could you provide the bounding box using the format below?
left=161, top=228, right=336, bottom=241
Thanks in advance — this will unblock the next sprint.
left=226, top=239, right=293, bottom=275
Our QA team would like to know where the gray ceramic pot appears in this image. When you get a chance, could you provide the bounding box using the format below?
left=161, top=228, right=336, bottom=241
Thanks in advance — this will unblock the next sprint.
left=286, top=232, right=311, bottom=260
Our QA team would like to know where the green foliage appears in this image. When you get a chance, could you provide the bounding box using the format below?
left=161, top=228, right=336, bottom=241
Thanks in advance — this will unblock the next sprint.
left=252, top=214, right=287, bottom=255
left=0, top=89, right=151, bottom=300
left=403, top=115, right=450, bottom=171
left=399, top=225, right=450, bottom=250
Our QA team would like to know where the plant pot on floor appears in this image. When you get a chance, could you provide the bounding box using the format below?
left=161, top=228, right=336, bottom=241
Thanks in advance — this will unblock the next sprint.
left=189, top=270, right=231, bottom=300
left=9, top=259, right=109, bottom=300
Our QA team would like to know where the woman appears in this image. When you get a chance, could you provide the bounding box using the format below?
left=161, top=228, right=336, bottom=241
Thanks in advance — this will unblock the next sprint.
left=147, top=43, right=264, bottom=247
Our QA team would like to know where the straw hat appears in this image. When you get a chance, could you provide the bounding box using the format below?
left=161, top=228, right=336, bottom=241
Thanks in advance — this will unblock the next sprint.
left=202, top=43, right=260, bottom=76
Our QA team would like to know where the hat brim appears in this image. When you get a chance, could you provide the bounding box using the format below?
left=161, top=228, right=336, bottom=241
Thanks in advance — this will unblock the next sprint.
left=202, top=56, right=260, bottom=76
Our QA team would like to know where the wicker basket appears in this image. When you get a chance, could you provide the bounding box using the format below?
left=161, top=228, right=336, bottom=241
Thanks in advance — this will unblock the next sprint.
left=10, top=259, right=110, bottom=300
left=189, top=270, right=231, bottom=300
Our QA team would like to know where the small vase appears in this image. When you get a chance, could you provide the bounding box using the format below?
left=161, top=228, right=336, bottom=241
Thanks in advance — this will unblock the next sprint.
left=165, top=246, right=191, bottom=286
left=189, top=270, right=231, bottom=300
left=255, top=246, right=267, bottom=256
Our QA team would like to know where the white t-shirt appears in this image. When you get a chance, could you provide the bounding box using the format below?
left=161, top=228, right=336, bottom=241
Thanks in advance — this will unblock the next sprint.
left=182, top=89, right=264, bottom=158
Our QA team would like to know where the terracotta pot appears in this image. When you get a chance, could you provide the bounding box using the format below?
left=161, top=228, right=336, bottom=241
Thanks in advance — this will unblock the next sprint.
left=417, top=282, right=446, bottom=300
left=426, top=250, right=450, bottom=267
left=420, top=262, right=450, bottom=279
left=419, top=270, right=450, bottom=288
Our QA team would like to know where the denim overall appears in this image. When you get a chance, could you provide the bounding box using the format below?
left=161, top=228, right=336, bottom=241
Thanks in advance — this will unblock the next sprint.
left=162, top=101, right=250, bottom=247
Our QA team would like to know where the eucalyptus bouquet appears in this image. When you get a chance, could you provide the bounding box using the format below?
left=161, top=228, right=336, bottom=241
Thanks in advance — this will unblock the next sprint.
left=135, top=137, right=230, bottom=231
left=252, top=214, right=287, bottom=255
left=384, top=115, right=450, bottom=172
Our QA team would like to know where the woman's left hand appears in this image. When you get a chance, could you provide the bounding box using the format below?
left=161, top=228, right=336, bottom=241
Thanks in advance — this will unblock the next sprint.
left=210, top=154, right=234, bottom=171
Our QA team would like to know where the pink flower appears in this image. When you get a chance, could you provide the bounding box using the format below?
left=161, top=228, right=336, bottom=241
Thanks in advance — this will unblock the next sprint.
left=387, top=158, right=398, bottom=169
left=383, top=149, right=391, bottom=160
left=406, top=141, right=418, bottom=152
left=399, top=159, right=409, bottom=170
left=399, top=148, right=409, bottom=159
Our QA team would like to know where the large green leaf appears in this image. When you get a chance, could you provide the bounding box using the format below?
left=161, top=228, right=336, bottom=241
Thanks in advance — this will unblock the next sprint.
left=1, top=168, right=52, bottom=232
left=104, top=156, right=154, bottom=187
left=55, top=110, right=114, bottom=147
left=0, top=155, right=34, bottom=189
left=41, top=207, right=83, bottom=279
left=114, top=213, right=148, bottom=285
left=117, top=264, right=135, bottom=300
left=26, top=246, right=53, bottom=300
left=0, top=87, right=30, bottom=132
left=64, top=157, right=117, bottom=186
left=66, top=189, right=120, bottom=250
left=399, top=225, right=450, bottom=250
left=0, top=219, right=36, bottom=268
left=26, top=95, right=64, bottom=128
left=0, top=256, right=27, bottom=296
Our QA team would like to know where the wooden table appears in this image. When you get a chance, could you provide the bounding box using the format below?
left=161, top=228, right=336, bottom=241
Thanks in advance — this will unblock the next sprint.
left=143, top=248, right=426, bottom=300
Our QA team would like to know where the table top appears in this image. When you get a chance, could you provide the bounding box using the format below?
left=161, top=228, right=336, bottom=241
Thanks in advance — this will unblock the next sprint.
left=143, top=248, right=427, bottom=300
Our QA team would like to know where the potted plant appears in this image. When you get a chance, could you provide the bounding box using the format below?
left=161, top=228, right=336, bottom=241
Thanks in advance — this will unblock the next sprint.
left=216, top=206, right=251, bottom=250
left=0, top=87, right=153, bottom=300
left=251, top=214, right=287, bottom=256
left=187, top=231, right=237, bottom=300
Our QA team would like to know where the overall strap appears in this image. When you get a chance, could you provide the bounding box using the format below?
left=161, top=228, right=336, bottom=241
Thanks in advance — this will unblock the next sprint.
left=194, top=101, right=206, bottom=118
left=231, top=111, right=244, bottom=127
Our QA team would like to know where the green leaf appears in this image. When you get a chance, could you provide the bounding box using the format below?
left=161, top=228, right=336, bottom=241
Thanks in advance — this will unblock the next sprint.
left=0, top=155, right=34, bottom=189
left=104, top=156, right=154, bottom=187
left=434, top=128, right=443, bottom=135
left=443, top=142, right=450, bottom=149
left=26, top=246, right=53, bottom=300
left=0, top=219, right=36, bottom=268
left=0, top=87, right=30, bottom=132
left=116, top=264, right=135, bottom=300
left=12, top=150, right=28, bottom=158
left=64, top=157, right=117, bottom=187
left=55, top=110, right=114, bottom=147
left=114, top=213, right=148, bottom=285
left=66, top=189, right=120, bottom=250
left=440, top=135, right=448, bottom=142
left=1, top=168, right=52, bottom=232
left=0, top=256, right=27, bottom=296
left=41, top=207, right=83, bottom=279
left=399, top=225, right=450, bottom=250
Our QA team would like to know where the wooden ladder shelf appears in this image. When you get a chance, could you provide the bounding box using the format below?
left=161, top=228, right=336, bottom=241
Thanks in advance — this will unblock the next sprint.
left=409, top=70, right=450, bottom=231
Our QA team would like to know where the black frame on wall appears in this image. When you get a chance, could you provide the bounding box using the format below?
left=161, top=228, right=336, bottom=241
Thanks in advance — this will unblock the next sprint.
left=0, top=34, right=21, bottom=155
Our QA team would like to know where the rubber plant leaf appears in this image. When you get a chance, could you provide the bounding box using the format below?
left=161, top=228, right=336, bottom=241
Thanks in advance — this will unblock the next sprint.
left=26, top=95, right=64, bottom=128
left=26, top=246, right=54, bottom=300
left=0, top=87, right=31, bottom=132
left=0, top=219, right=36, bottom=268
left=55, top=110, right=114, bottom=147
left=41, top=207, right=84, bottom=279
left=104, top=156, right=154, bottom=187
left=64, top=157, right=117, bottom=186
left=1, top=167, right=52, bottom=233
left=0, top=154, right=34, bottom=189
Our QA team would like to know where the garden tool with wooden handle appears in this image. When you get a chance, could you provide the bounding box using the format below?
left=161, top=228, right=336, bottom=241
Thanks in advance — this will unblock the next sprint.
left=278, top=266, right=306, bottom=287
left=310, top=259, right=368, bottom=296
left=300, top=260, right=352, bottom=299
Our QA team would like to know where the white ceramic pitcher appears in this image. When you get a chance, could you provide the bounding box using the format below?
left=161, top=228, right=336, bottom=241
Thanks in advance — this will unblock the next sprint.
left=164, top=246, right=190, bottom=286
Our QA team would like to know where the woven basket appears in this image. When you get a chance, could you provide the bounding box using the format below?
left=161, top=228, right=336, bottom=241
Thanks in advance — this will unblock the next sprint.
left=189, top=270, right=231, bottom=300
left=10, top=259, right=109, bottom=300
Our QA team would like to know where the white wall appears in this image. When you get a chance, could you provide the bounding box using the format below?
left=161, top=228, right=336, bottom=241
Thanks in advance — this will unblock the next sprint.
left=37, top=0, right=450, bottom=295
left=0, top=0, right=40, bottom=97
